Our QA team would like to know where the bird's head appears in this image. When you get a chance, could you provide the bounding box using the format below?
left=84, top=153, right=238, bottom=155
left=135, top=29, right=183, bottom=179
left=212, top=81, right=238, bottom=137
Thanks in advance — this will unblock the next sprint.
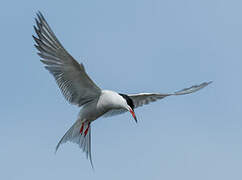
left=119, top=93, right=137, bottom=123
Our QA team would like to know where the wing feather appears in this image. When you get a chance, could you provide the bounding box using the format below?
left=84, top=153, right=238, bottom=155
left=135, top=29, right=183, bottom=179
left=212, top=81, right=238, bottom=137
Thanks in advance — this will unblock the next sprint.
left=33, top=12, right=101, bottom=106
left=103, top=81, right=211, bottom=118
left=129, top=81, right=212, bottom=108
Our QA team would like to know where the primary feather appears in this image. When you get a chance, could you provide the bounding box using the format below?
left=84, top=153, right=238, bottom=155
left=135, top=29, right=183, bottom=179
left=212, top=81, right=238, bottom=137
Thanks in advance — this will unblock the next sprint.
left=33, top=12, right=101, bottom=106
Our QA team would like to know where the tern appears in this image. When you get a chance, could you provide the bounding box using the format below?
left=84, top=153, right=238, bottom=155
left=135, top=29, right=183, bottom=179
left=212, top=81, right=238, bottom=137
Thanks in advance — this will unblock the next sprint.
left=33, top=12, right=212, bottom=167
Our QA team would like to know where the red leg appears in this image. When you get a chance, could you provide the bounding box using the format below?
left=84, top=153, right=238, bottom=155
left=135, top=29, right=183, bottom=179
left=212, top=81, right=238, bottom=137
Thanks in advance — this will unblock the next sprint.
left=84, top=123, right=90, bottom=137
left=80, top=123, right=84, bottom=134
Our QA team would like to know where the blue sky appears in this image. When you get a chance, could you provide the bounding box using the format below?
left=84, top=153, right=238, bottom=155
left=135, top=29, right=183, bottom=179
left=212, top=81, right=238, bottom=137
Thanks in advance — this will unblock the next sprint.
left=1, top=0, right=242, bottom=179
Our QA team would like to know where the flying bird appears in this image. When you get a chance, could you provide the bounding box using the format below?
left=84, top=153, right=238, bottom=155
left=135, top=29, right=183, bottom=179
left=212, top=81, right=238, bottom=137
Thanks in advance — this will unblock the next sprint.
left=33, top=12, right=212, bottom=167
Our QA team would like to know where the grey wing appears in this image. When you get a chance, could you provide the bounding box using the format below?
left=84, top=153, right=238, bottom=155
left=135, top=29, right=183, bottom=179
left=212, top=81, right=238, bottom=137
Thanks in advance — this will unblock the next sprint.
left=129, top=81, right=212, bottom=109
left=33, top=12, right=101, bottom=106
left=104, top=81, right=212, bottom=117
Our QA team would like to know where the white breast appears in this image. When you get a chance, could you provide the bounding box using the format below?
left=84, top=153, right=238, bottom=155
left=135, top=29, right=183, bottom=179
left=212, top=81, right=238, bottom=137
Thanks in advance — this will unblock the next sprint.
left=78, top=90, right=126, bottom=122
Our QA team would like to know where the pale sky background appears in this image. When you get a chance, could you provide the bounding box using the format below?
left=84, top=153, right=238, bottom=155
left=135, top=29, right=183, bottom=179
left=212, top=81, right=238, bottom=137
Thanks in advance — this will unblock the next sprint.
left=1, top=0, right=242, bottom=180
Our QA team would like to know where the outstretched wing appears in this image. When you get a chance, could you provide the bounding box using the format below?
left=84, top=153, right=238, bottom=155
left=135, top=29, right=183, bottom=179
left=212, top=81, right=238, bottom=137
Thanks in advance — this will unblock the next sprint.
left=104, top=81, right=212, bottom=118
left=129, top=81, right=212, bottom=108
left=33, top=12, right=101, bottom=106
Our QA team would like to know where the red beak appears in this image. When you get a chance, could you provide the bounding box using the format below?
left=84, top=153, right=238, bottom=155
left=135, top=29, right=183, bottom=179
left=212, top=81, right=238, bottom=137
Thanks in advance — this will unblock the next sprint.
left=129, top=109, right=137, bottom=123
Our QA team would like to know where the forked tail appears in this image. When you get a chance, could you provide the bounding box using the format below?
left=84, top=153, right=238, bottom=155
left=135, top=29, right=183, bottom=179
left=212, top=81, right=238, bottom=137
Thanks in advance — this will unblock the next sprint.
left=55, top=120, right=93, bottom=168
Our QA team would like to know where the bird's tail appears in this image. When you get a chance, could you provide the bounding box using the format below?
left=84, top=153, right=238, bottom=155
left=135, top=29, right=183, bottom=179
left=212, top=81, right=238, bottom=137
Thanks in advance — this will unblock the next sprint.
left=55, top=120, right=93, bottom=167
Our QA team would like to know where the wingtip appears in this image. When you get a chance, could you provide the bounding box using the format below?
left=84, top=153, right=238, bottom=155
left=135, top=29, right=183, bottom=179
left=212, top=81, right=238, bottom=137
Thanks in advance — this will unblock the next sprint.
left=36, top=10, right=42, bottom=17
left=55, top=141, right=62, bottom=155
left=54, top=146, right=58, bottom=154
left=174, top=80, right=212, bottom=95
left=36, top=12, right=41, bottom=20
left=202, top=81, right=213, bottom=88
left=90, top=159, right=95, bottom=171
left=207, top=81, right=213, bottom=85
left=37, top=11, right=47, bottom=23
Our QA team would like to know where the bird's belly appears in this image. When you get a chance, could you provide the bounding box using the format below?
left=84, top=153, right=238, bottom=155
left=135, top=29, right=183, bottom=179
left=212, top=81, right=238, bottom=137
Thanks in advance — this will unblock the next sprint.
left=78, top=102, right=108, bottom=122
